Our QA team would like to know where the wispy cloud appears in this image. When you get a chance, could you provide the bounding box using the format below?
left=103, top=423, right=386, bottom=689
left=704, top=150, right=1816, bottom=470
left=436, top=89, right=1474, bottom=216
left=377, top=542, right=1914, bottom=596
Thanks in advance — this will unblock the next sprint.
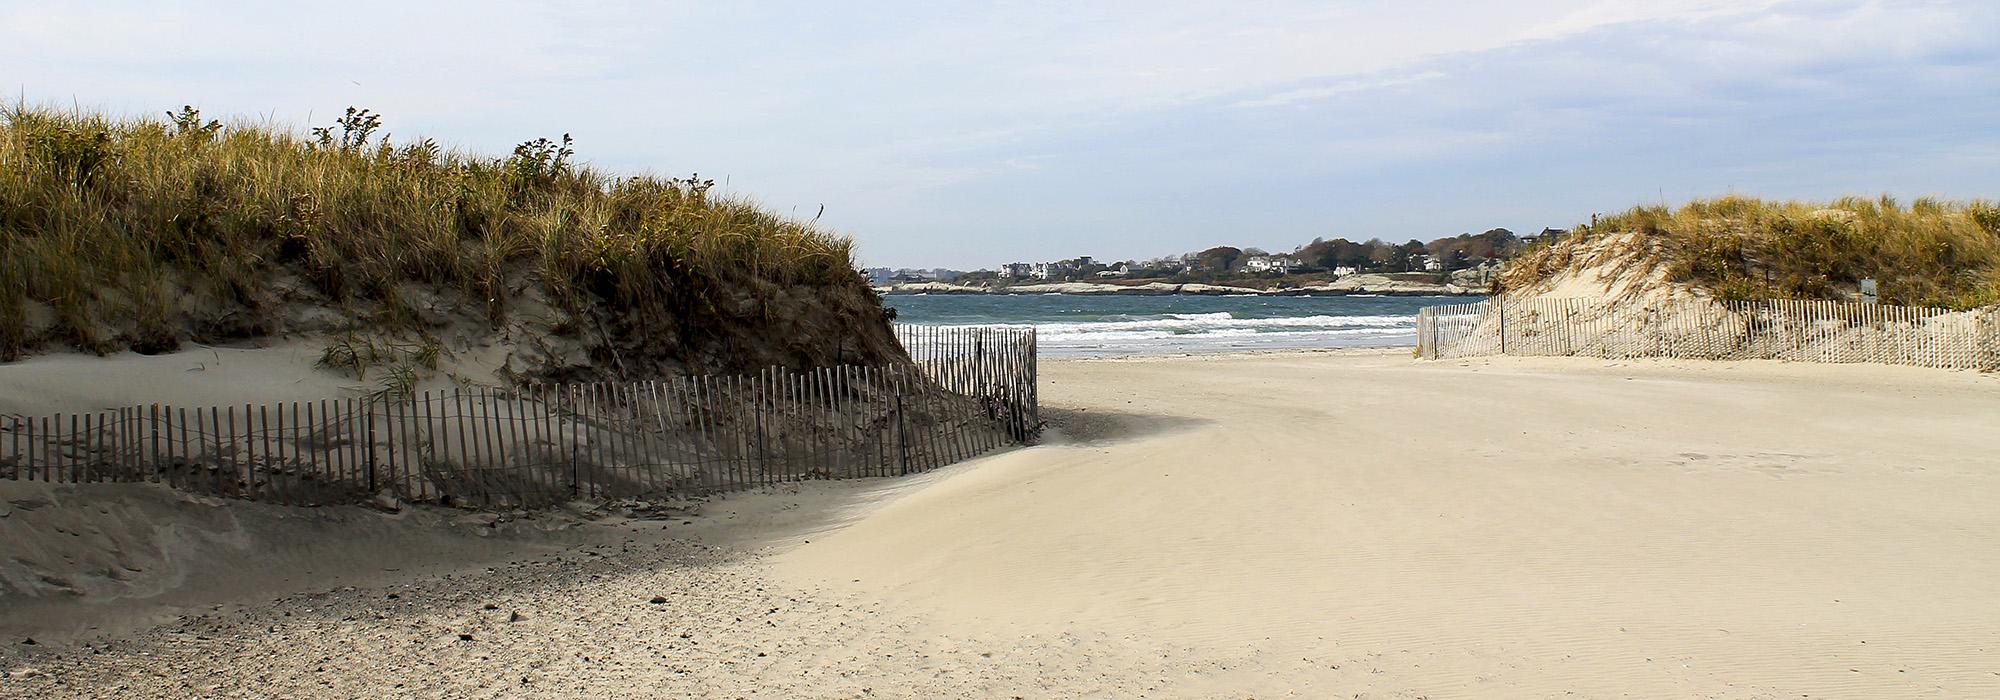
left=1231, top=71, right=1448, bottom=109
left=3, top=0, right=1995, bottom=267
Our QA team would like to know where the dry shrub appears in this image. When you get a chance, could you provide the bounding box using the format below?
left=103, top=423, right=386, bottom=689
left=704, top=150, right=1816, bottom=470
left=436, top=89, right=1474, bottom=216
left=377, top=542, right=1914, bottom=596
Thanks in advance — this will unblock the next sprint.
left=1501, top=195, right=2000, bottom=309
left=0, top=104, right=863, bottom=360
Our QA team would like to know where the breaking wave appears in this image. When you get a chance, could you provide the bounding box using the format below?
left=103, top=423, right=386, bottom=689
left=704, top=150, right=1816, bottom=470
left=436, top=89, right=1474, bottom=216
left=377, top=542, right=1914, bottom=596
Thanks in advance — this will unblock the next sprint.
left=963, top=312, right=1419, bottom=356
left=884, top=293, right=1472, bottom=357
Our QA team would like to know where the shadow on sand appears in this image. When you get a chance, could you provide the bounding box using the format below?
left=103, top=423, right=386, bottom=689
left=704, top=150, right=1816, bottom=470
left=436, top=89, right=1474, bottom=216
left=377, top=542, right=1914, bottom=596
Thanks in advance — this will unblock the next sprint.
left=1035, top=406, right=1212, bottom=446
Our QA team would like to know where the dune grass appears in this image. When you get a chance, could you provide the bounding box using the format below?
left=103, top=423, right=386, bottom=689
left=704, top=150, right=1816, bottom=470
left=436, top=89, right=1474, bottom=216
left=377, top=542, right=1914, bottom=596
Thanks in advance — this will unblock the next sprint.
left=1502, top=195, right=2000, bottom=309
left=0, top=104, right=860, bottom=360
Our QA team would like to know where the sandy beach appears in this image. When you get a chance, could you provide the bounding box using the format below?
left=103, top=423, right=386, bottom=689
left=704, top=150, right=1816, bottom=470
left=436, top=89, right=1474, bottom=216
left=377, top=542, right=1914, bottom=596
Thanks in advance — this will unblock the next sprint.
left=5, top=350, right=2000, bottom=698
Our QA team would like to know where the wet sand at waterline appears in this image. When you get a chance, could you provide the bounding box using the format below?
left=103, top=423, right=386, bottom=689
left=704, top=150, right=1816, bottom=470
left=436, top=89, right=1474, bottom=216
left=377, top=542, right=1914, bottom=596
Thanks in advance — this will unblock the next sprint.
left=6, top=350, right=1999, bottom=698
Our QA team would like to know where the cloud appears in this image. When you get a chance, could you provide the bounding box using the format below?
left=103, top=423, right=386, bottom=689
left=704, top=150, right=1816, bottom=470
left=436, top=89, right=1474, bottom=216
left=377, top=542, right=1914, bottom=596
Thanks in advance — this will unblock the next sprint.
left=1230, top=71, right=1449, bottom=109
left=3, top=0, right=1996, bottom=267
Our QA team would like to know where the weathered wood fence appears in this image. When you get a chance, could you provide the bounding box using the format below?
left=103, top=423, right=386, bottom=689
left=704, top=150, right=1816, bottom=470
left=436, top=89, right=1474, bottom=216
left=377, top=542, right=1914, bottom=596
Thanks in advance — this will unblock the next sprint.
left=0, top=325, right=1038, bottom=508
left=1417, top=296, right=2000, bottom=370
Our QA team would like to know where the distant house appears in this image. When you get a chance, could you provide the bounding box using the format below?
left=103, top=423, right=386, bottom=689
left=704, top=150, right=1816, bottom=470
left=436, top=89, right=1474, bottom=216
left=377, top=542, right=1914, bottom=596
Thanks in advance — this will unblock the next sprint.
left=1521, top=227, right=1567, bottom=245
left=1136, top=257, right=1184, bottom=276
left=862, top=267, right=893, bottom=285
left=1030, top=261, right=1071, bottom=280
left=1001, top=262, right=1033, bottom=279
left=1243, top=255, right=1296, bottom=274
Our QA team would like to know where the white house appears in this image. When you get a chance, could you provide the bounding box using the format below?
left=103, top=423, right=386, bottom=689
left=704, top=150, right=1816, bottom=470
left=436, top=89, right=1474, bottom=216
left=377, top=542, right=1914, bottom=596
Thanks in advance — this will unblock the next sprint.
left=1030, top=261, right=1072, bottom=280
left=1243, top=255, right=1297, bottom=274
left=1001, top=262, right=1033, bottom=279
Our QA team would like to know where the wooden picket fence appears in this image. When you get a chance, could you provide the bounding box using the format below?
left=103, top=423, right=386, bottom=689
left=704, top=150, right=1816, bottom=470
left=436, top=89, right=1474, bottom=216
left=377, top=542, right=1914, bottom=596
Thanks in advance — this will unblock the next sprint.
left=0, top=325, right=1038, bottom=509
left=1417, top=296, right=2000, bottom=370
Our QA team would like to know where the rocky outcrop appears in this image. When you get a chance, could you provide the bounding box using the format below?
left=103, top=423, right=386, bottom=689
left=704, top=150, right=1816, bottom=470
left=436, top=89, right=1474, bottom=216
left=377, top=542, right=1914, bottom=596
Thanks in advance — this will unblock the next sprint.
left=1269, top=274, right=1480, bottom=297
left=1176, top=283, right=1271, bottom=295
left=868, top=282, right=990, bottom=295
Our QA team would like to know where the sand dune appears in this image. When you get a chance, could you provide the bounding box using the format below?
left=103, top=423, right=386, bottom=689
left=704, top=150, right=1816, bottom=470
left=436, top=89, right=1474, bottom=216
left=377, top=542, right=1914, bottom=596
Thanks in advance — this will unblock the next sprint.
left=776, top=351, right=2000, bottom=697
left=5, top=350, right=1999, bottom=698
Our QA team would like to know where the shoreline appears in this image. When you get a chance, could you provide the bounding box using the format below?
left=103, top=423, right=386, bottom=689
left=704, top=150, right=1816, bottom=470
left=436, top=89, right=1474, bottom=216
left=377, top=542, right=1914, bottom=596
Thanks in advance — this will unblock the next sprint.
left=1049, top=344, right=1412, bottom=360
left=872, top=275, right=1487, bottom=297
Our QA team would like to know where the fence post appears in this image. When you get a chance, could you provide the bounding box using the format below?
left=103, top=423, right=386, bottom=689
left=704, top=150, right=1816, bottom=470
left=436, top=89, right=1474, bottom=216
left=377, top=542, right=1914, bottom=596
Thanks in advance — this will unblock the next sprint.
left=1428, top=310, right=1440, bottom=359
left=1497, top=297, right=1508, bottom=355
left=568, top=387, right=581, bottom=498
left=148, top=404, right=161, bottom=481
left=895, top=392, right=908, bottom=475
left=364, top=398, right=378, bottom=494
left=756, top=370, right=768, bottom=477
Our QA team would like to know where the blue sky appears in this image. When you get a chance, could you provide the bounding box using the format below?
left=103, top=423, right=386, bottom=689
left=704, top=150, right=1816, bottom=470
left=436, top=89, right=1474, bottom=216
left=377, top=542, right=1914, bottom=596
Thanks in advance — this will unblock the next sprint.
left=5, top=0, right=1996, bottom=268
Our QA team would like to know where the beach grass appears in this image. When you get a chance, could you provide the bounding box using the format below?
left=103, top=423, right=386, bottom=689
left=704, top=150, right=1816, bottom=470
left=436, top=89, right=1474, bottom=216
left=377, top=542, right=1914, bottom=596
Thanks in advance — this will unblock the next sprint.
left=0, top=104, right=859, bottom=359
left=1502, top=195, right=2000, bottom=309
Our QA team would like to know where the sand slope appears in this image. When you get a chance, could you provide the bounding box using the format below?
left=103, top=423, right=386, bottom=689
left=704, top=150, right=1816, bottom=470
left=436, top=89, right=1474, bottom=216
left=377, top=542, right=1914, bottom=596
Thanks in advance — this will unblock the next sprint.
left=777, top=351, right=2000, bottom=697
left=0, top=480, right=606, bottom=641
left=5, top=351, right=1999, bottom=698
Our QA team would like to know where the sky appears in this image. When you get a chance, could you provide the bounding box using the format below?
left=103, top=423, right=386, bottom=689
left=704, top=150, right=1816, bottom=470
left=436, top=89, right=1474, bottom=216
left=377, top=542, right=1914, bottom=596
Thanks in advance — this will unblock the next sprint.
left=5, top=1, right=1997, bottom=269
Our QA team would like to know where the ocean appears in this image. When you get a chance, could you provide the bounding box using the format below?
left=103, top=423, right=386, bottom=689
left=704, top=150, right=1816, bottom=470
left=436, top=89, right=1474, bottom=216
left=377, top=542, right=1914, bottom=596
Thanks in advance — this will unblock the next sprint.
left=883, top=294, right=1482, bottom=357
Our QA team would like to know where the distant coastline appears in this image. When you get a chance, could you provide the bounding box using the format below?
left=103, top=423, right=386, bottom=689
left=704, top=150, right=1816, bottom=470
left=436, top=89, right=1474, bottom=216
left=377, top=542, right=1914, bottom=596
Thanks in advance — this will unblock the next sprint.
left=873, top=273, right=1485, bottom=297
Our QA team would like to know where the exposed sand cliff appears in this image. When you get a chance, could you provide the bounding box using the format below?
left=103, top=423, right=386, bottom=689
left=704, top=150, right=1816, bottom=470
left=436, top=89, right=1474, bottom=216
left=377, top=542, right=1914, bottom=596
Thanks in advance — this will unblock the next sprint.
left=1, top=106, right=906, bottom=383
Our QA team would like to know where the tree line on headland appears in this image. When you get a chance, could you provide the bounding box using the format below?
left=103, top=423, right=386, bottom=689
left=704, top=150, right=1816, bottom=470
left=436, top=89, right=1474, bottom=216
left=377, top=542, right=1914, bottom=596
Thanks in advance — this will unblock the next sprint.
left=946, top=228, right=1543, bottom=287
left=1206, top=227, right=1533, bottom=275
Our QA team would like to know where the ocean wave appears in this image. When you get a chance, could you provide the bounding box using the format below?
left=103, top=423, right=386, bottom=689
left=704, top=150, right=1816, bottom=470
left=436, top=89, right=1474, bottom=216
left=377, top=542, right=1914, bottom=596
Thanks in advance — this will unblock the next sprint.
left=1032, top=314, right=1414, bottom=337
left=908, top=313, right=1419, bottom=356
left=890, top=299, right=1435, bottom=356
left=1038, top=327, right=1411, bottom=343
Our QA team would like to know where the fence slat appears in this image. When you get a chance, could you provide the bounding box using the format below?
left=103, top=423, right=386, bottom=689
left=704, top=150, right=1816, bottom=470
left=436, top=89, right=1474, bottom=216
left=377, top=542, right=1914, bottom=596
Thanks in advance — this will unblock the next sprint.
left=1416, top=295, right=1996, bottom=372
left=3, top=326, right=1042, bottom=506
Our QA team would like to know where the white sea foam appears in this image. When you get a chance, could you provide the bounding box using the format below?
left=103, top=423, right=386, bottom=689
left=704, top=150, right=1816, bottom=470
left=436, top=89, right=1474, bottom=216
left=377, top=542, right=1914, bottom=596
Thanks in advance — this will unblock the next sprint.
left=893, top=295, right=1458, bottom=356
left=1034, top=314, right=1413, bottom=339
left=920, top=310, right=1419, bottom=356
left=1036, top=327, right=1408, bottom=343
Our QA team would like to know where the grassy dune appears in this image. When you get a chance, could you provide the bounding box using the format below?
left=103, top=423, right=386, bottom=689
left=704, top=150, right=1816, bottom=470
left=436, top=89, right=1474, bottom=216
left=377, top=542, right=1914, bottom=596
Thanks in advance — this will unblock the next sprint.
left=1503, top=196, right=2000, bottom=309
left=0, top=105, right=866, bottom=364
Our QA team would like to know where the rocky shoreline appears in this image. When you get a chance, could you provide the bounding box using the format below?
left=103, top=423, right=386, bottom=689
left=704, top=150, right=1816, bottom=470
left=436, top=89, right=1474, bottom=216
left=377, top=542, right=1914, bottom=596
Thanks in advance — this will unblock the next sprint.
left=873, top=273, right=1485, bottom=297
